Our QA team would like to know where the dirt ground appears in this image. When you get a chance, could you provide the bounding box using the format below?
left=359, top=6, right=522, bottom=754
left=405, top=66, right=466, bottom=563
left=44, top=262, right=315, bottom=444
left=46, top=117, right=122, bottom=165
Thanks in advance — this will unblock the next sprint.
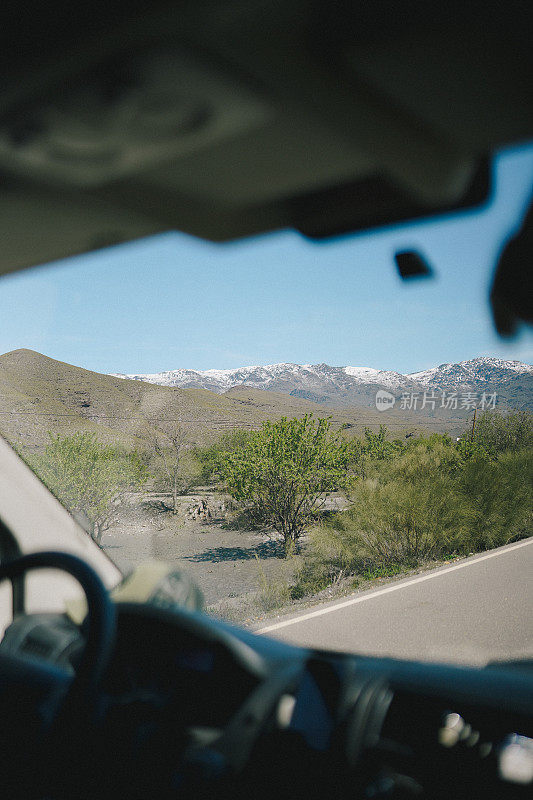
left=101, top=491, right=296, bottom=611
left=101, top=491, right=448, bottom=627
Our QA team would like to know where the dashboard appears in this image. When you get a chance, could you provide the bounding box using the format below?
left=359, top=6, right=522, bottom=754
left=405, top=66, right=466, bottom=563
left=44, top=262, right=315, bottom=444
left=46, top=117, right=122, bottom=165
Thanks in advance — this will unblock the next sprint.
left=1, top=603, right=532, bottom=799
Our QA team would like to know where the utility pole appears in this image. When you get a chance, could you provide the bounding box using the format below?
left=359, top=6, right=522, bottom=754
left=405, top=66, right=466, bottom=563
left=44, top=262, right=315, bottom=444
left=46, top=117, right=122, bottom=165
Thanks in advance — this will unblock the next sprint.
left=470, top=407, right=477, bottom=441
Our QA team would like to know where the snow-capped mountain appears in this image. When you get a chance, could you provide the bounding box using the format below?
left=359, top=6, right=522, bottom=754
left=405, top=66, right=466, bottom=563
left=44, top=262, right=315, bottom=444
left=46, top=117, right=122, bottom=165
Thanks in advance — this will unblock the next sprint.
left=342, top=366, right=408, bottom=390
left=111, top=362, right=417, bottom=395
left=110, top=357, right=533, bottom=410
left=408, top=357, right=533, bottom=389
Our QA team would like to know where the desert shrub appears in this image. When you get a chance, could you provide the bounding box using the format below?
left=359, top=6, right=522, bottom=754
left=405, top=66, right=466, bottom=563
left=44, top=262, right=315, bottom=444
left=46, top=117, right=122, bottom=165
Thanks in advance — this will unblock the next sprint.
left=291, top=522, right=354, bottom=598
left=468, top=410, right=533, bottom=455
left=456, top=448, right=533, bottom=551
left=392, top=435, right=463, bottom=478
left=254, top=576, right=292, bottom=613
left=292, top=434, right=532, bottom=599
left=354, top=425, right=404, bottom=479
left=455, top=437, right=491, bottom=462
left=252, top=555, right=292, bottom=611
left=334, top=475, right=465, bottom=566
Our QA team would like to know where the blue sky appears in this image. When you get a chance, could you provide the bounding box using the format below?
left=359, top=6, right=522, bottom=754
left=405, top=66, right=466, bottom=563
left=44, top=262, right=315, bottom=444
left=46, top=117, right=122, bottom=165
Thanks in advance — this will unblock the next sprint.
left=1, top=142, right=532, bottom=376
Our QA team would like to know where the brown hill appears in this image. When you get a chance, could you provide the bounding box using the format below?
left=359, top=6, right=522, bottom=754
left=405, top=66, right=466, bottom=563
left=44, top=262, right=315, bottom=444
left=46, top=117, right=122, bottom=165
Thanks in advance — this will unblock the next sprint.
left=0, top=350, right=469, bottom=453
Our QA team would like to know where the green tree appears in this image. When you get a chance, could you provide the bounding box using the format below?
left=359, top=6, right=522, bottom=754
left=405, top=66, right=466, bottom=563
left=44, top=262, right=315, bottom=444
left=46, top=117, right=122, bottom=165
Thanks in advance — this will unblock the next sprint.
left=219, top=415, right=354, bottom=554
left=363, top=425, right=404, bottom=460
left=194, top=429, right=254, bottom=484
left=31, top=432, right=148, bottom=543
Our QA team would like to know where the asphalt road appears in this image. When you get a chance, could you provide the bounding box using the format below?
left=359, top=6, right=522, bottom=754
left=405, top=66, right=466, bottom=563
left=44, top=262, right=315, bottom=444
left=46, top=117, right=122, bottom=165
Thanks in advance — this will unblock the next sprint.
left=256, top=538, right=533, bottom=666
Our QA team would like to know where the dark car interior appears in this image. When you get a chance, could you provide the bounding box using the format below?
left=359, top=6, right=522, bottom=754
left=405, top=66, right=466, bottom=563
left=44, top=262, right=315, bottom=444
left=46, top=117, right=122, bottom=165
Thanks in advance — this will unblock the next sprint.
left=0, top=2, right=532, bottom=798
left=0, top=551, right=532, bottom=799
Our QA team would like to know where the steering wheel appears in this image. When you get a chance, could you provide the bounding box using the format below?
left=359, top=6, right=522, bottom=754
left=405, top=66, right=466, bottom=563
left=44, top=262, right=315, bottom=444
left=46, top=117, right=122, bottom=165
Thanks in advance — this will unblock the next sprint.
left=0, top=553, right=393, bottom=800
left=0, top=551, right=116, bottom=695
left=0, top=551, right=116, bottom=797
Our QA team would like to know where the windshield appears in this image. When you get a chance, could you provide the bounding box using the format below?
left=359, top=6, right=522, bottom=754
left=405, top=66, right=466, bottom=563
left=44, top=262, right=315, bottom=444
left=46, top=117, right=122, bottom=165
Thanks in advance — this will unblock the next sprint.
left=0, top=143, right=532, bottom=667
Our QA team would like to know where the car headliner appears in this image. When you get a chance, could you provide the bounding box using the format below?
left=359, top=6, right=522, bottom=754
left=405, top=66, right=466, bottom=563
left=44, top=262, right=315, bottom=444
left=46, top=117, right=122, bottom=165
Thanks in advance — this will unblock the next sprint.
left=0, top=0, right=532, bottom=277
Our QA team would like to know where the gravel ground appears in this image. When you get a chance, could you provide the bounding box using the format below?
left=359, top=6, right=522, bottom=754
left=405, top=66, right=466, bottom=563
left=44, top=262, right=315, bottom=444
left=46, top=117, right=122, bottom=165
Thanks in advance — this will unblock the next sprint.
left=101, top=492, right=294, bottom=608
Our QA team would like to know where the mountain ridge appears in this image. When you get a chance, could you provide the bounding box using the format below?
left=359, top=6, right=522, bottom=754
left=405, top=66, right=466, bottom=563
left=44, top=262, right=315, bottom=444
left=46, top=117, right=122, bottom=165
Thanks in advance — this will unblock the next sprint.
left=110, top=357, right=533, bottom=410
left=0, top=350, right=530, bottom=456
left=1, top=349, right=464, bottom=451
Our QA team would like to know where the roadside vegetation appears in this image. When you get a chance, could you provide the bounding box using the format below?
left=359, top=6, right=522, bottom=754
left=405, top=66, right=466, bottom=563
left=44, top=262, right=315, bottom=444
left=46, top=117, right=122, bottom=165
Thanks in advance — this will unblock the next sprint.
left=142, top=419, right=199, bottom=511
left=29, top=432, right=148, bottom=543
left=291, top=411, right=532, bottom=600
left=25, top=409, right=532, bottom=619
left=211, top=415, right=356, bottom=554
